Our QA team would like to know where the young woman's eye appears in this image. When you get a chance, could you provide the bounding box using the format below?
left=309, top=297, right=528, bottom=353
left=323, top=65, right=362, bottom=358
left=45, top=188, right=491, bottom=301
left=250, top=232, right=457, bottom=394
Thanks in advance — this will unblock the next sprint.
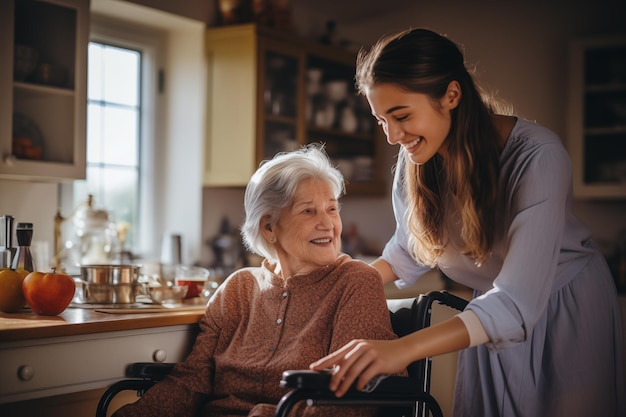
left=395, top=114, right=408, bottom=122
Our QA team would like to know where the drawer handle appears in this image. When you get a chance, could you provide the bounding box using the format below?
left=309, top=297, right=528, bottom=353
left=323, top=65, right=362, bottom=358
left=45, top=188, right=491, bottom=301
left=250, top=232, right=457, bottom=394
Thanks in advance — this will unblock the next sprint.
left=153, top=349, right=167, bottom=362
left=18, top=365, right=34, bottom=381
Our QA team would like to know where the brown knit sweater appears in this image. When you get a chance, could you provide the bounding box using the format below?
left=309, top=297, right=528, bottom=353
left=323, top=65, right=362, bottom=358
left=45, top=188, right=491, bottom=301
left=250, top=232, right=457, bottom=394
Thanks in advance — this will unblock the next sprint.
left=112, top=254, right=397, bottom=417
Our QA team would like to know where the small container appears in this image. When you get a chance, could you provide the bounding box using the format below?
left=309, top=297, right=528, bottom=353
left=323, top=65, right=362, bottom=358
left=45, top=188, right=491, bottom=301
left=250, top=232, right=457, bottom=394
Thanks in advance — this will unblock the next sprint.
left=32, top=63, right=67, bottom=87
left=175, top=265, right=210, bottom=298
left=0, top=215, right=16, bottom=268
left=146, top=285, right=188, bottom=304
left=12, top=222, right=35, bottom=272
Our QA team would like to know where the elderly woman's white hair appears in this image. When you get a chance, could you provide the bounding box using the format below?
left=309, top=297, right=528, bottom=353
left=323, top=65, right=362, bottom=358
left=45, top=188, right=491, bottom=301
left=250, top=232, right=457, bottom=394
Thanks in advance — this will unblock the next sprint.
left=241, top=143, right=345, bottom=262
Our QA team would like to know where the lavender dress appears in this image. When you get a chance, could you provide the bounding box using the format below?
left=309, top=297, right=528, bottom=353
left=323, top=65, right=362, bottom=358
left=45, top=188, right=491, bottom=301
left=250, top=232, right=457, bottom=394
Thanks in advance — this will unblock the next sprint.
left=383, top=118, right=625, bottom=416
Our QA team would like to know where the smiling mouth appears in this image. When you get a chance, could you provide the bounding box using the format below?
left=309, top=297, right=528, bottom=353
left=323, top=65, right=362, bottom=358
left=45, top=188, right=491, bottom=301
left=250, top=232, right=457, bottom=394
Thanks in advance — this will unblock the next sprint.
left=311, top=238, right=332, bottom=244
left=404, top=136, right=424, bottom=151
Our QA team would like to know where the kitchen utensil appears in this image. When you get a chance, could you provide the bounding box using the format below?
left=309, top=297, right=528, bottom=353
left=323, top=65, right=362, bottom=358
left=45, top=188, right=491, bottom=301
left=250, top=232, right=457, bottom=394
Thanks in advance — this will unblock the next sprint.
left=73, top=205, right=119, bottom=266
left=11, top=222, right=35, bottom=272
left=80, top=264, right=141, bottom=284
left=73, top=279, right=145, bottom=304
left=161, top=234, right=182, bottom=265
left=146, top=285, right=188, bottom=304
left=0, top=215, right=16, bottom=268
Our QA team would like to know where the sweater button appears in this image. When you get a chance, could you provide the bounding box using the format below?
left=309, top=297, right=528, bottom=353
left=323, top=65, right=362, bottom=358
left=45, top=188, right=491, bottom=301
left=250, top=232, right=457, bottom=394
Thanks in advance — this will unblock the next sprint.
left=282, top=291, right=288, bottom=298
left=276, top=318, right=282, bottom=324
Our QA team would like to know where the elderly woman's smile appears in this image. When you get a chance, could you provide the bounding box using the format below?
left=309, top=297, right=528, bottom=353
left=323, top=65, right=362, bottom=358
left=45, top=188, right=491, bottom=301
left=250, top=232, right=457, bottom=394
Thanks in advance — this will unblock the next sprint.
left=271, top=178, right=343, bottom=278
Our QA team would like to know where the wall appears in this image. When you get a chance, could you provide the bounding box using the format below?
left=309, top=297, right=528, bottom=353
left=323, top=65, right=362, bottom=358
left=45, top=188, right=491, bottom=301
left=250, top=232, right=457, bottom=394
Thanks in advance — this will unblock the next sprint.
left=203, top=0, right=626, bottom=266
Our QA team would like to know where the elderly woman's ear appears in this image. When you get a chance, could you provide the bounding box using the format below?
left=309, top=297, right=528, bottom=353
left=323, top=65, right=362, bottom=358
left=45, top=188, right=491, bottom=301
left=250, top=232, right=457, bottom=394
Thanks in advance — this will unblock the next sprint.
left=261, top=216, right=275, bottom=244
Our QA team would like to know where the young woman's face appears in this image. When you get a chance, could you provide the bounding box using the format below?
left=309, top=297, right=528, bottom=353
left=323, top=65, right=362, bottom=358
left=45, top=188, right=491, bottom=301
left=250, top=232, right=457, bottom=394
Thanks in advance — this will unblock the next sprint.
left=366, top=82, right=460, bottom=164
left=269, top=178, right=342, bottom=278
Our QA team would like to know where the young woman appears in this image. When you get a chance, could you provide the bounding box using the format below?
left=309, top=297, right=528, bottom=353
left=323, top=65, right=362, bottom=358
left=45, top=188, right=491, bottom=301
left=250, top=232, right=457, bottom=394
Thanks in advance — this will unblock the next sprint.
left=311, top=28, right=625, bottom=416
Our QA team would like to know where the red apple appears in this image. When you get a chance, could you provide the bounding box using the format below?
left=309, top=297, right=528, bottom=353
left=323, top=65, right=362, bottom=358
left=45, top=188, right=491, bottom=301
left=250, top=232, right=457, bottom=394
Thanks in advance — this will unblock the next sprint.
left=22, top=269, right=75, bottom=316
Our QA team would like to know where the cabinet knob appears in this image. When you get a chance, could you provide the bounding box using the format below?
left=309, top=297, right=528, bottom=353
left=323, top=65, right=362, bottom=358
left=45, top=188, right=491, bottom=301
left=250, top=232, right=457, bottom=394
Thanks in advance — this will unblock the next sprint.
left=3, top=154, right=17, bottom=166
left=18, top=365, right=34, bottom=381
left=153, top=349, right=167, bottom=362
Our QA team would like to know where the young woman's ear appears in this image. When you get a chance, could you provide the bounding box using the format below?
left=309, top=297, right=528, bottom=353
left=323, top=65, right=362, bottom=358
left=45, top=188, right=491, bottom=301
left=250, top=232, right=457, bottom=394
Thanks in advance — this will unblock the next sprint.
left=444, top=80, right=462, bottom=109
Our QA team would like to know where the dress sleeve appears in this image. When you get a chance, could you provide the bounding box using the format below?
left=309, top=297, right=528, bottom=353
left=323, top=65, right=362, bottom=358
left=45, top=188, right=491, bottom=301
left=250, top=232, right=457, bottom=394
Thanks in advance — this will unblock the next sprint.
left=381, top=153, right=432, bottom=288
left=330, top=262, right=399, bottom=351
left=112, top=294, right=224, bottom=417
left=467, top=140, right=572, bottom=351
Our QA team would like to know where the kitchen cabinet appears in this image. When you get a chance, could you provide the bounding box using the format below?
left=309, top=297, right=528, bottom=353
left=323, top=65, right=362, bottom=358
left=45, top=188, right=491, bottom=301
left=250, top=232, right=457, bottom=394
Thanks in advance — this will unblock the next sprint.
left=0, top=307, right=202, bottom=403
left=204, top=24, right=386, bottom=195
left=567, top=36, right=626, bottom=199
left=0, top=0, right=88, bottom=181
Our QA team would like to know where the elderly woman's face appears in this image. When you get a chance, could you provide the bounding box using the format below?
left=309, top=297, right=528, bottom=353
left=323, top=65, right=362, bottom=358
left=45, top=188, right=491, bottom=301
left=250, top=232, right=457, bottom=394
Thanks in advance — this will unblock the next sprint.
left=272, top=177, right=342, bottom=277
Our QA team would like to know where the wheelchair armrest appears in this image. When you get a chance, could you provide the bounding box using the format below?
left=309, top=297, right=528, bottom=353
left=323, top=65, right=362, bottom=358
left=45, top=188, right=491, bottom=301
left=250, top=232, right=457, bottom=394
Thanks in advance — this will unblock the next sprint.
left=126, top=362, right=176, bottom=380
left=276, top=370, right=442, bottom=417
left=280, top=370, right=332, bottom=390
left=280, top=370, right=417, bottom=395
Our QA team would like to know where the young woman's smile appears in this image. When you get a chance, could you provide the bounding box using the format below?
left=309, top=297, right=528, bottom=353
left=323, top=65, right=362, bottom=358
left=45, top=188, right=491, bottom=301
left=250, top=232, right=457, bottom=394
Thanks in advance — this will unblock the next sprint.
left=366, top=82, right=460, bottom=164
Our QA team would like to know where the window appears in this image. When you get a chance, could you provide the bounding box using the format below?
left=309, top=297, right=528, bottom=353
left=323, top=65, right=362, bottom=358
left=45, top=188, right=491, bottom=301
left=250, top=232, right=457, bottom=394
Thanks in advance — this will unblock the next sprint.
left=73, top=42, right=141, bottom=249
left=64, top=16, right=164, bottom=261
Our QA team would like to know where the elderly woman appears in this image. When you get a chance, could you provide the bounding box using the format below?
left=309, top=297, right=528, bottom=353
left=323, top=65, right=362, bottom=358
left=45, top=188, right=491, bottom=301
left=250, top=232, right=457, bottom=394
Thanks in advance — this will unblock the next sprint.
left=112, top=144, right=397, bottom=417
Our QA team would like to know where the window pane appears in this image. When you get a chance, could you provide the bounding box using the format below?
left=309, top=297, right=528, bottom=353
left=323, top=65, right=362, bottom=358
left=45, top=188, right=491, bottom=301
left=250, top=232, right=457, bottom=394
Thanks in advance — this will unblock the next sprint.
left=86, top=103, right=103, bottom=164
left=101, top=106, right=139, bottom=166
left=88, top=43, right=104, bottom=101
left=103, top=46, right=140, bottom=106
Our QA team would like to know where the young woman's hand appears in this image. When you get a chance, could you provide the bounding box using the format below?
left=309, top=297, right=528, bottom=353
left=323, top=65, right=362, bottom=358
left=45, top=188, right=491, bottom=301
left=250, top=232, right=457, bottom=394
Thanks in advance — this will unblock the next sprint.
left=309, top=338, right=411, bottom=397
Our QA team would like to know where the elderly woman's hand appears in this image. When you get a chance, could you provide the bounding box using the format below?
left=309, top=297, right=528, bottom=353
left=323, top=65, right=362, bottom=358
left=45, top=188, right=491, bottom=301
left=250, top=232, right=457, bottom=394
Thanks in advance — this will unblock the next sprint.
left=309, top=338, right=410, bottom=397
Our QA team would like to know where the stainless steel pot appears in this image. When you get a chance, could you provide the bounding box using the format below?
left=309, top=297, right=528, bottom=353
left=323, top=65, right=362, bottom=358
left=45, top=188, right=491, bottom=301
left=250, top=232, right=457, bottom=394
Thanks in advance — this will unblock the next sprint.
left=73, top=279, right=145, bottom=304
left=80, top=264, right=141, bottom=284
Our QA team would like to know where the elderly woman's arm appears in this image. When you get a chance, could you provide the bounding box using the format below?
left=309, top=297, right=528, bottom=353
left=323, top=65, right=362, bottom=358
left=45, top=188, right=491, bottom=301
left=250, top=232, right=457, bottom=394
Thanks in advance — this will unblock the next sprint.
left=111, top=315, right=218, bottom=417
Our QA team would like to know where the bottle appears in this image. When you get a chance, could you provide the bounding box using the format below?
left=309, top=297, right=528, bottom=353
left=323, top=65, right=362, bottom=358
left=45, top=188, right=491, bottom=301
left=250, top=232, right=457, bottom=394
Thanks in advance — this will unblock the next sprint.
left=12, top=222, right=35, bottom=272
left=0, top=215, right=16, bottom=268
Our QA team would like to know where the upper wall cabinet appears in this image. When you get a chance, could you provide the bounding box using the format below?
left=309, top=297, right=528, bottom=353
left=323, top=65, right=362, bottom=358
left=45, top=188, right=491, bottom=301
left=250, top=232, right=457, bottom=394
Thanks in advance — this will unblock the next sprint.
left=567, top=36, right=626, bottom=199
left=0, top=0, right=88, bottom=182
left=204, top=24, right=386, bottom=196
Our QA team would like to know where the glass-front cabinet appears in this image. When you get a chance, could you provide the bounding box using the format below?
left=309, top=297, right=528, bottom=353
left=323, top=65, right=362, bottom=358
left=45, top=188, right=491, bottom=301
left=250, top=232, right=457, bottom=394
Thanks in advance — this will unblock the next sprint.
left=0, top=0, right=88, bottom=181
left=568, top=36, right=626, bottom=199
left=204, top=24, right=385, bottom=195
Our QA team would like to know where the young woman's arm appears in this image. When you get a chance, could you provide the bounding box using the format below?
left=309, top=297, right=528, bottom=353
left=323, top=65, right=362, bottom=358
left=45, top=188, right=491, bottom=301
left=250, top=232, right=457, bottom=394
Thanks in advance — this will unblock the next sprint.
left=371, top=257, right=397, bottom=285
left=310, top=315, right=471, bottom=397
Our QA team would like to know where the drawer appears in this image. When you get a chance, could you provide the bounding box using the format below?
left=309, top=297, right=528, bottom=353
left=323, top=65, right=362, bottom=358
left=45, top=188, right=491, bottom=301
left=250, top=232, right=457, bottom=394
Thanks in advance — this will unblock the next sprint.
left=0, top=324, right=197, bottom=403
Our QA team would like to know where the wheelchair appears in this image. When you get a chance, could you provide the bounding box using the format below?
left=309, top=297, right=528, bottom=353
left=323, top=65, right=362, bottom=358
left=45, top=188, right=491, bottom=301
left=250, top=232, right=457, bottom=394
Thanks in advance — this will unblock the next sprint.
left=96, top=290, right=468, bottom=417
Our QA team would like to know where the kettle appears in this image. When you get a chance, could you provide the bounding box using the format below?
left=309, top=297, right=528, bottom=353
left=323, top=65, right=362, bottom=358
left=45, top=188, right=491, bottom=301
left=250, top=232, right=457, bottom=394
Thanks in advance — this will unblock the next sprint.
left=59, top=195, right=120, bottom=270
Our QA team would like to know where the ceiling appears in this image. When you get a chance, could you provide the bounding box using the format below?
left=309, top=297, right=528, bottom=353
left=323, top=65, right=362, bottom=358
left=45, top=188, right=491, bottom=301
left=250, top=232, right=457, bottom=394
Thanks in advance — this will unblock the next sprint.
left=291, top=0, right=416, bottom=23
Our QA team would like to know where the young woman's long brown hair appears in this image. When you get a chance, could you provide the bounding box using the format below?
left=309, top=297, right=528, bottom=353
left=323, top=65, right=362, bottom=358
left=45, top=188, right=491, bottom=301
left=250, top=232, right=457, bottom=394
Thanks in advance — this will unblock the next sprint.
left=356, top=28, right=505, bottom=266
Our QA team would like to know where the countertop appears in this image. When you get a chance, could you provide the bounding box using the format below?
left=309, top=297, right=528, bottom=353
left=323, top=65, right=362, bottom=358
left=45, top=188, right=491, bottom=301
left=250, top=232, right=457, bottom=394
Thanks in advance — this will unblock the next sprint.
left=0, top=304, right=206, bottom=342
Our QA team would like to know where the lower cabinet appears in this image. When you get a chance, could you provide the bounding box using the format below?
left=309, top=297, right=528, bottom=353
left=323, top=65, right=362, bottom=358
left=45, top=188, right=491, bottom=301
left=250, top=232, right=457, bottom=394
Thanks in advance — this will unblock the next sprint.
left=0, top=324, right=197, bottom=404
